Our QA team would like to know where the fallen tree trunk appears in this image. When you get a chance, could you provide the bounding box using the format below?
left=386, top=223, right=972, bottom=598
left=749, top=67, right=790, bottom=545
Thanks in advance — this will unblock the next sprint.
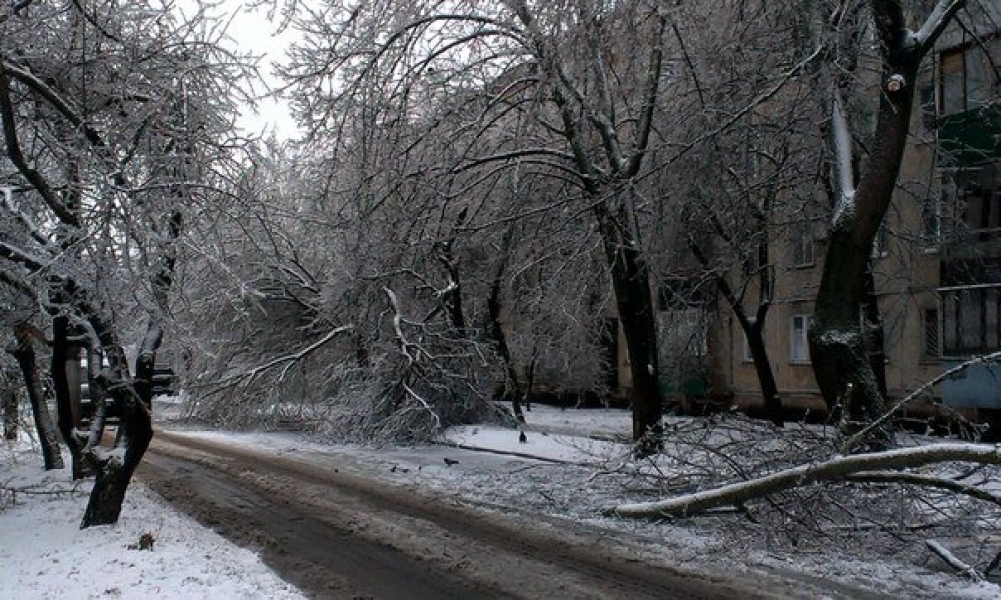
left=604, top=443, right=1001, bottom=519
left=926, top=540, right=984, bottom=581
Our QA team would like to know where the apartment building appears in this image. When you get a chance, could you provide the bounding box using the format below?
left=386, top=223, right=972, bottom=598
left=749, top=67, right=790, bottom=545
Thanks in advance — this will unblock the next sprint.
left=702, top=18, right=1000, bottom=419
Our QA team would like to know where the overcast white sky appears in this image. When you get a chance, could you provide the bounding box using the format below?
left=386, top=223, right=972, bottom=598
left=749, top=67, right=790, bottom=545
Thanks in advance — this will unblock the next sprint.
left=178, top=1, right=302, bottom=138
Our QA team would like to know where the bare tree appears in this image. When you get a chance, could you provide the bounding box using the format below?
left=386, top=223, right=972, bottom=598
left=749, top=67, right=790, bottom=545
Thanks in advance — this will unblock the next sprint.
left=280, top=0, right=683, bottom=454
left=0, top=0, right=252, bottom=526
left=7, top=321, right=63, bottom=470
left=1, top=366, right=16, bottom=441
left=809, top=0, right=967, bottom=448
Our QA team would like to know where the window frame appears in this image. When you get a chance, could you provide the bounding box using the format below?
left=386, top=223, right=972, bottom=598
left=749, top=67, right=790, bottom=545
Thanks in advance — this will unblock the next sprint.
left=941, top=285, right=1001, bottom=357
left=921, top=189, right=944, bottom=250
left=923, top=307, right=941, bottom=360
left=789, top=314, right=812, bottom=364
left=871, top=222, right=890, bottom=259
left=791, top=226, right=815, bottom=268
left=939, top=39, right=1001, bottom=116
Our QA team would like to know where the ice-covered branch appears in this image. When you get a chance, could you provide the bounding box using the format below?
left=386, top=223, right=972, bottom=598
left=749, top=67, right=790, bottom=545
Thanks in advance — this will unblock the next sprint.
left=626, top=13, right=667, bottom=178
left=829, top=91, right=856, bottom=228
left=845, top=471, right=1001, bottom=508
left=842, top=350, right=1001, bottom=452
left=0, top=267, right=32, bottom=297
left=218, top=325, right=354, bottom=388
left=913, top=0, right=967, bottom=49
left=2, top=186, right=50, bottom=246
left=0, top=67, right=78, bottom=227
left=450, top=147, right=578, bottom=175
left=0, top=240, right=50, bottom=273
left=604, top=443, right=1001, bottom=518
left=926, top=540, right=984, bottom=581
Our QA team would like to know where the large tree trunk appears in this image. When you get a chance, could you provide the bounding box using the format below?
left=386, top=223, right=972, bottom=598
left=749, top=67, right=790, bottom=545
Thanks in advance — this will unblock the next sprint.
left=80, top=210, right=178, bottom=528
left=51, top=314, right=90, bottom=479
left=811, top=232, right=890, bottom=443
left=2, top=367, right=18, bottom=440
left=515, top=4, right=668, bottom=456
left=810, top=0, right=961, bottom=449
left=486, top=225, right=524, bottom=422
left=80, top=336, right=155, bottom=528
left=744, top=320, right=782, bottom=426
left=488, top=269, right=524, bottom=422
left=595, top=199, right=663, bottom=456
left=862, top=268, right=888, bottom=401
left=9, top=323, right=63, bottom=470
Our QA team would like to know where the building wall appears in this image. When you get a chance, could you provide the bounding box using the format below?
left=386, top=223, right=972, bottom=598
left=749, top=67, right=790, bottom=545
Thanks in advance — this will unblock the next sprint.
left=713, top=21, right=1001, bottom=418
left=715, top=69, right=942, bottom=415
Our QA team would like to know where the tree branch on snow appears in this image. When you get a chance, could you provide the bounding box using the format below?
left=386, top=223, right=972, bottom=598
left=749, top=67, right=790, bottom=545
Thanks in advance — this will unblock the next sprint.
left=842, top=350, right=1001, bottom=453
left=604, top=443, right=1001, bottom=519
left=382, top=286, right=442, bottom=433
left=384, top=286, right=417, bottom=362
left=844, top=471, right=1001, bottom=509
left=926, top=539, right=984, bottom=581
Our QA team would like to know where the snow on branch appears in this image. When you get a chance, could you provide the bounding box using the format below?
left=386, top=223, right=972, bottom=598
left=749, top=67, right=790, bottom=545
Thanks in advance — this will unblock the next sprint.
left=670, top=44, right=824, bottom=168
left=604, top=443, right=1001, bottom=519
left=217, top=324, right=354, bottom=388
left=2, top=186, right=50, bottom=246
left=829, top=91, right=856, bottom=229
left=926, top=540, right=984, bottom=581
left=842, top=350, right=1001, bottom=453
left=913, top=0, right=967, bottom=49
left=845, top=471, right=1001, bottom=508
left=0, top=240, right=50, bottom=274
left=0, top=267, right=32, bottom=297
left=0, top=68, right=77, bottom=227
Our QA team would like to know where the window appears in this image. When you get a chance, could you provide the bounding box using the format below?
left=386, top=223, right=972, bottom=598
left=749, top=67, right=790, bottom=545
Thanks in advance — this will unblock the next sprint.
left=919, top=81, right=937, bottom=132
left=790, top=315, right=811, bottom=363
left=923, top=308, right=940, bottom=359
left=941, top=286, right=1001, bottom=356
left=939, top=40, right=1001, bottom=115
left=921, top=191, right=943, bottom=247
left=742, top=241, right=765, bottom=277
left=792, top=227, right=814, bottom=267
left=948, top=164, right=1001, bottom=240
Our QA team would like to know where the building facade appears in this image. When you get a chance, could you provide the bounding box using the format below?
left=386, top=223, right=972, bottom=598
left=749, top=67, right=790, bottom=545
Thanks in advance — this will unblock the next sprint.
left=705, top=18, right=1000, bottom=420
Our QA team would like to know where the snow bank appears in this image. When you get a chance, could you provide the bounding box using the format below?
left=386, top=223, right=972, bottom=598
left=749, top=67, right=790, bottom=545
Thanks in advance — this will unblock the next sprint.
left=0, top=434, right=304, bottom=600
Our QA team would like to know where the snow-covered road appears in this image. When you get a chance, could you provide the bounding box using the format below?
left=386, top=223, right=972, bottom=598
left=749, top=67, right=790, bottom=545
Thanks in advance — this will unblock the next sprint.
left=5, top=403, right=1001, bottom=598
left=143, top=430, right=795, bottom=599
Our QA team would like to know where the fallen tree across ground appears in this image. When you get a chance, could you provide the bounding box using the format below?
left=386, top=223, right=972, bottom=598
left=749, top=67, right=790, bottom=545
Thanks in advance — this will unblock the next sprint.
left=603, top=443, right=1001, bottom=519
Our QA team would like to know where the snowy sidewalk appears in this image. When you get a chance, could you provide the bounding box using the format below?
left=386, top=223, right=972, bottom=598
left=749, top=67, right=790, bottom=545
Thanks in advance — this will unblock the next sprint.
left=0, top=435, right=304, bottom=600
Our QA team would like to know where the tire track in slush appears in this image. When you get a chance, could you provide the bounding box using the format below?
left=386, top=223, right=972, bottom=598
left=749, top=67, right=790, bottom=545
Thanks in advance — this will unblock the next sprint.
left=140, top=452, right=503, bottom=599
left=141, top=431, right=855, bottom=599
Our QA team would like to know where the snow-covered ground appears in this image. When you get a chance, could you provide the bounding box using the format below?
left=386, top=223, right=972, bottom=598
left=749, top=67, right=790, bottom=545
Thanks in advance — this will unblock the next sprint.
left=4, top=401, right=1001, bottom=598
left=0, top=431, right=304, bottom=600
